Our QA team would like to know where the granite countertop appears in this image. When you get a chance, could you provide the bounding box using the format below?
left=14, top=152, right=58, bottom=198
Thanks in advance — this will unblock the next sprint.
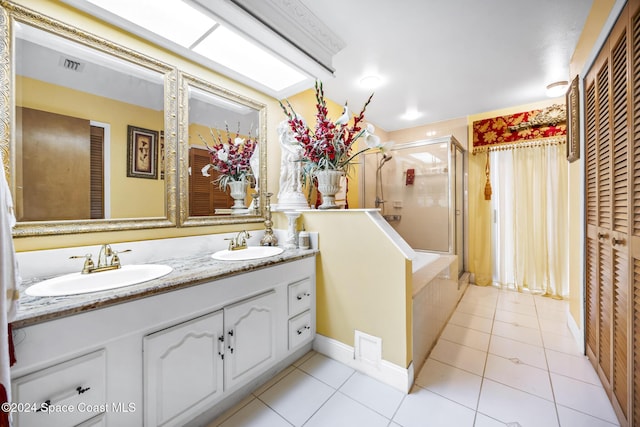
left=14, top=248, right=317, bottom=328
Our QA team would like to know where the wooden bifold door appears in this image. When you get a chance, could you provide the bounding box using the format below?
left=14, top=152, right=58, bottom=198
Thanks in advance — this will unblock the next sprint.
left=584, top=0, right=640, bottom=425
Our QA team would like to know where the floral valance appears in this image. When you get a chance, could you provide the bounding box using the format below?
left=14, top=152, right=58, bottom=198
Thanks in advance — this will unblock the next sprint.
left=472, top=104, right=567, bottom=153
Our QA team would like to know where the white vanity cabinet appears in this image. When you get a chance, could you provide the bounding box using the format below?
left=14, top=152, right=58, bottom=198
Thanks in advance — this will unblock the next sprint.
left=12, top=256, right=315, bottom=427
left=143, top=290, right=280, bottom=427
left=223, top=290, right=278, bottom=390
left=143, top=310, right=225, bottom=427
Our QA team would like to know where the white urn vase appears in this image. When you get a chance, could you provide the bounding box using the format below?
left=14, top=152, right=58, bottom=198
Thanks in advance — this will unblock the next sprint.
left=315, top=169, right=344, bottom=210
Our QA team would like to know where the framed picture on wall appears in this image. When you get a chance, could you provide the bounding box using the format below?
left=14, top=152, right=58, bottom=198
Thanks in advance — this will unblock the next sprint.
left=127, top=125, right=158, bottom=179
left=566, top=75, right=580, bottom=163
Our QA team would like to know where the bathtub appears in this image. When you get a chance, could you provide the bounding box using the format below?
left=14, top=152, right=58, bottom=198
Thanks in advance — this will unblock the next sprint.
left=411, top=251, right=466, bottom=375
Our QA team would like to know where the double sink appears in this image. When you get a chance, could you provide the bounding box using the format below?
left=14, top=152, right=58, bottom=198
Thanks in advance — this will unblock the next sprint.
left=25, top=245, right=284, bottom=297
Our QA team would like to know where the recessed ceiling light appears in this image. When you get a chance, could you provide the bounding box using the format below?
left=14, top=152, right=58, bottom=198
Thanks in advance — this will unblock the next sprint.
left=401, top=110, right=422, bottom=121
left=359, top=75, right=381, bottom=89
left=546, top=81, right=569, bottom=97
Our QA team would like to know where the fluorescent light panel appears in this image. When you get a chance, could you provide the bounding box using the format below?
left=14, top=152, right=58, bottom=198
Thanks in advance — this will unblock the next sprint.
left=84, top=0, right=308, bottom=92
left=192, top=27, right=306, bottom=92
left=87, top=0, right=215, bottom=48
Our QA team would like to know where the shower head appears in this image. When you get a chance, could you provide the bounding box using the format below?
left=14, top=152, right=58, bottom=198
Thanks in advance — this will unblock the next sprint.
left=379, top=154, right=393, bottom=167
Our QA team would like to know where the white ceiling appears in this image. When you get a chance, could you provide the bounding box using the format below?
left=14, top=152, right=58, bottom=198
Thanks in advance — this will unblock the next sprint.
left=297, top=0, right=594, bottom=132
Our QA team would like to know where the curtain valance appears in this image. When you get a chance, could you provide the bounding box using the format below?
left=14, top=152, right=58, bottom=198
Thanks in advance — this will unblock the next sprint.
left=472, top=104, right=567, bottom=153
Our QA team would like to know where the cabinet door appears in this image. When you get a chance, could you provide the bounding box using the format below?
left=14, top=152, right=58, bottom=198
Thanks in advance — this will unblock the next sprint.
left=144, top=310, right=224, bottom=427
left=224, top=290, right=277, bottom=391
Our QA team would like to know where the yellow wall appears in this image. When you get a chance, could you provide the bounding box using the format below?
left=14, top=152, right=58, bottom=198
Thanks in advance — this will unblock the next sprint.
left=17, top=76, right=165, bottom=218
left=566, top=0, right=616, bottom=331
left=387, top=117, right=469, bottom=150
left=11, top=0, right=283, bottom=251
left=296, top=210, right=411, bottom=367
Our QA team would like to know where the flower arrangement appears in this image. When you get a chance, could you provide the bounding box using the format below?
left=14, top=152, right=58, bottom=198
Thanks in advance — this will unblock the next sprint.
left=199, top=123, right=258, bottom=190
left=279, top=80, right=382, bottom=179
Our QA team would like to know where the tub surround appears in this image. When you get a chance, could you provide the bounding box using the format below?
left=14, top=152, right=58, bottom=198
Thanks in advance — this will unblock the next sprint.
left=14, top=231, right=317, bottom=327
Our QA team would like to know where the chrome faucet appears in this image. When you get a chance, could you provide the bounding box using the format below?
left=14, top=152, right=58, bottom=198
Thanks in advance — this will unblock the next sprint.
left=225, top=231, right=251, bottom=251
left=70, top=244, right=131, bottom=274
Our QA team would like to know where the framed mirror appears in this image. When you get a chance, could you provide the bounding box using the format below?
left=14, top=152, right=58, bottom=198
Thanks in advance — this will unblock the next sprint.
left=1, top=2, right=177, bottom=236
left=178, top=72, right=266, bottom=227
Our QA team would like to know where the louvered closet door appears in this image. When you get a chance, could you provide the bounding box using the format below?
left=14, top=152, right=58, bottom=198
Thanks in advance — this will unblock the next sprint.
left=610, top=14, right=630, bottom=422
left=585, top=2, right=637, bottom=425
left=585, top=43, right=614, bottom=392
left=631, top=1, right=640, bottom=424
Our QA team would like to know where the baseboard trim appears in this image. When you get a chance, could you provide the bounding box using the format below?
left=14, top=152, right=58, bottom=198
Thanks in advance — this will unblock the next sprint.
left=567, top=309, right=585, bottom=355
left=313, top=334, right=413, bottom=393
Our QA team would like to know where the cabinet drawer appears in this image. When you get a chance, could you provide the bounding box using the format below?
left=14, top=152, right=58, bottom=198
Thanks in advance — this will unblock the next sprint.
left=288, top=278, right=312, bottom=317
left=288, top=311, right=313, bottom=350
left=12, top=349, right=106, bottom=427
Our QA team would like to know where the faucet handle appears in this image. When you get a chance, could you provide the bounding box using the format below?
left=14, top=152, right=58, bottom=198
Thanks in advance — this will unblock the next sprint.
left=224, top=237, right=236, bottom=251
left=240, top=231, right=251, bottom=245
left=110, top=249, right=131, bottom=268
left=70, top=254, right=94, bottom=274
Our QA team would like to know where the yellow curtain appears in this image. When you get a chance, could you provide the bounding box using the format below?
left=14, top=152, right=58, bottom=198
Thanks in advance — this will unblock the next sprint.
left=468, top=153, right=492, bottom=286
left=490, top=144, right=568, bottom=297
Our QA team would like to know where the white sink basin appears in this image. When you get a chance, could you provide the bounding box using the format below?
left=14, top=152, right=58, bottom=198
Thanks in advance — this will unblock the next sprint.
left=211, top=246, right=284, bottom=261
left=25, top=264, right=173, bottom=297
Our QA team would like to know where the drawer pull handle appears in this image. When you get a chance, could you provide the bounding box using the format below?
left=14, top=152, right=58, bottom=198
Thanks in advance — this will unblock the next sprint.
left=37, top=386, right=91, bottom=412
left=296, top=292, right=311, bottom=301
left=218, top=335, right=225, bottom=360
left=296, top=325, right=310, bottom=335
left=227, top=329, right=235, bottom=354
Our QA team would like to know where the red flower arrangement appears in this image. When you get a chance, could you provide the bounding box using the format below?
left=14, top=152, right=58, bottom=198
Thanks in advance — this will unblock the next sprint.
left=199, top=123, right=258, bottom=190
left=279, top=81, right=381, bottom=178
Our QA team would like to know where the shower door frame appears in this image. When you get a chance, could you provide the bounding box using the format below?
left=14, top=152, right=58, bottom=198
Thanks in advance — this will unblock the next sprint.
left=359, top=135, right=466, bottom=275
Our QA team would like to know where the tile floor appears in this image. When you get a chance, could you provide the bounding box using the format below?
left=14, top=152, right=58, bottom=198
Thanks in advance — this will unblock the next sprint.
left=209, top=284, right=619, bottom=427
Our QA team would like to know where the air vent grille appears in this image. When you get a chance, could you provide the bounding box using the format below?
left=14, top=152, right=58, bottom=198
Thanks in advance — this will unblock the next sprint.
left=58, top=56, right=84, bottom=72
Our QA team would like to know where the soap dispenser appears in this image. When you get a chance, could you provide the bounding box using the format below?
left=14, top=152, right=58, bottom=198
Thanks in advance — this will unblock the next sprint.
left=298, top=225, right=310, bottom=250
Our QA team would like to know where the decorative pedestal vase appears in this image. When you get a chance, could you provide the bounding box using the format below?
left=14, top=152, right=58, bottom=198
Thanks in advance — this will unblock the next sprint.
left=227, top=180, right=248, bottom=213
left=315, top=169, right=344, bottom=210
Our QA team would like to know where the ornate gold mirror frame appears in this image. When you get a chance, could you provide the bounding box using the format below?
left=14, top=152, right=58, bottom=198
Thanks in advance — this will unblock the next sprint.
left=177, top=72, right=267, bottom=227
left=0, top=1, right=177, bottom=236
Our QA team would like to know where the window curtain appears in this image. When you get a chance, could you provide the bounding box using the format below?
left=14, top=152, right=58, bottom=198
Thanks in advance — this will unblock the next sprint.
left=489, top=144, right=568, bottom=298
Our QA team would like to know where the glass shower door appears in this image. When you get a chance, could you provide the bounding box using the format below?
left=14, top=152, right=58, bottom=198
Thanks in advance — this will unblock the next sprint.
left=361, top=136, right=466, bottom=275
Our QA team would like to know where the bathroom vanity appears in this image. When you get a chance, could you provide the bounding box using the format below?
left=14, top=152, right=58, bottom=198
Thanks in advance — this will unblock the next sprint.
left=10, top=251, right=316, bottom=427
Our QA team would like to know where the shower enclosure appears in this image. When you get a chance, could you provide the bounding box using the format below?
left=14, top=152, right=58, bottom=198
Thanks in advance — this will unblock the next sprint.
left=361, top=135, right=466, bottom=275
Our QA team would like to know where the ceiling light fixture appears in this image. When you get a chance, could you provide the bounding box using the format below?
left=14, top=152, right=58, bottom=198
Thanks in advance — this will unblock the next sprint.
left=359, top=75, right=381, bottom=89
left=401, top=110, right=422, bottom=121
left=546, top=81, right=569, bottom=97
left=62, top=0, right=343, bottom=98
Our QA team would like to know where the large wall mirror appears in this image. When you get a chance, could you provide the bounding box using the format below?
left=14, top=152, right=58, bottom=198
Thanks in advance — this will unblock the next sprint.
left=1, top=3, right=177, bottom=236
left=1, top=2, right=268, bottom=236
left=178, top=72, right=266, bottom=226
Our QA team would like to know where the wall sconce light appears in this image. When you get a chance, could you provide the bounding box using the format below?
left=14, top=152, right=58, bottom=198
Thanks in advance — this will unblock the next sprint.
left=546, top=81, right=569, bottom=97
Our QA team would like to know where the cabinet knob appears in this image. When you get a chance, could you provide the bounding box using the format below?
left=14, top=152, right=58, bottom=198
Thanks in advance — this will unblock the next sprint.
left=597, top=232, right=608, bottom=240
left=611, top=237, right=625, bottom=246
